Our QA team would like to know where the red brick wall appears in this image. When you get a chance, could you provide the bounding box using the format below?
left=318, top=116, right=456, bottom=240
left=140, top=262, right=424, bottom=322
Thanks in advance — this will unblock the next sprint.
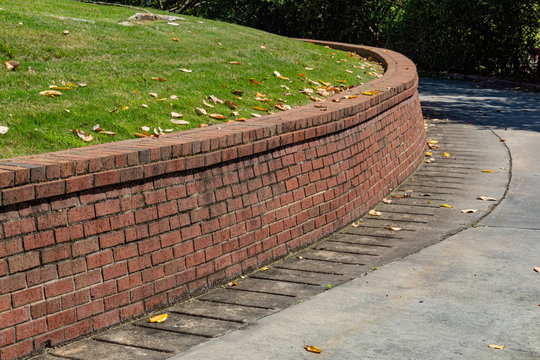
left=0, top=42, right=425, bottom=359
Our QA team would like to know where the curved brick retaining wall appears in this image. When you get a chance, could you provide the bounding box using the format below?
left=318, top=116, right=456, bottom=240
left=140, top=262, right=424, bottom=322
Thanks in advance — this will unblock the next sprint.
left=0, top=41, right=425, bottom=359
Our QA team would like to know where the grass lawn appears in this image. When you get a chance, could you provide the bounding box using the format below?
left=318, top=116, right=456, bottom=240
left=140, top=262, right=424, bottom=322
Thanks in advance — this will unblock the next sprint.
left=0, top=0, right=381, bottom=158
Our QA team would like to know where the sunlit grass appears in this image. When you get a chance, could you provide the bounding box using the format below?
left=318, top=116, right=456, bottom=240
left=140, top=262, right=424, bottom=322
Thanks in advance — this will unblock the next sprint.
left=0, top=0, right=381, bottom=157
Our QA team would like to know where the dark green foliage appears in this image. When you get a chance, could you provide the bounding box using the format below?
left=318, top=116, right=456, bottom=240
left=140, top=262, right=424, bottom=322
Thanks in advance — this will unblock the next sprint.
left=82, top=0, right=540, bottom=80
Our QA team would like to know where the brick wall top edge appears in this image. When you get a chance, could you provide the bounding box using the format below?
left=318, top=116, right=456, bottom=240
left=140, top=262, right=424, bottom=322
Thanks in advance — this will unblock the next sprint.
left=0, top=41, right=418, bottom=199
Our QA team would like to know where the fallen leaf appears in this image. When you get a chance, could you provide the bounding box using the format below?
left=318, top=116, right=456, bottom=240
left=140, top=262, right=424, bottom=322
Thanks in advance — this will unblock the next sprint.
left=304, top=345, right=322, bottom=354
left=49, top=85, right=71, bottom=90
left=425, top=152, right=432, bottom=157
left=179, top=68, right=192, bottom=73
left=230, top=61, right=242, bottom=65
left=141, top=126, right=150, bottom=131
left=392, top=195, right=410, bottom=199
left=199, top=123, right=208, bottom=128
left=152, top=77, right=167, bottom=82
left=275, top=104, right=291, bottom=111
left=209, top=113, right=226, bottom=120
left=121, top=106, right=129, bottom=111
left=141, top=104, right=148, bottom=108
left=477, top=196, right=497, bottom=201
left=362, top=90, right=381, bottom=96
left=202, top=99, right=214, bottom=108
left=233, top=89, right=244, bottom=95
left=170, top=95, right=179, bottom=100
left=225, top=100, right=238, bottom=109
left=260, top=267, right=268, bottom=271
left=171, top=112, right=183, bottom=118
left=172, top=38, right=179, bottom=42
left=170, top=119, right=189, bottom=125
left=382, top=198, right=392, bottom=204
left=99, top=131, right=116, bottom=136
left=251, top=113, right=262, bottom=118
left=461, top=209, right=478, bottom=213
left=156, top=98, right=167, bottom=101
left=62, top=30, right=70, bottom=35
left=5, top=61, right=20, bottom=71
left=195, top=107, right=207, bottom=115
left=351, top=220, right=363, bottom=227
left=78, top=83, right=88, bottom=87
left=149, top=92, right=158, bottom=98
left=387, top=226, right=401, bottom=231
left=273, top=70, right=289, bottom=80
left=427, top=140, right=438, bottom=144
left=0, top=126, right=9, bottom=135
left=487, top=344, right=505, bottom=350
left=227, top=281, right=238, bottom=286
left=443, top=152, right=451, bottom=157
left=75, top=129, right=93, bottom=142
left=248, top=78, right=262, bottom=85
left=209, top=94, right=224, bottom=104
left=368, top=210, right=382, bottom=216
left=252, top=106, right=267, bottom=111
left=440, top=204, right=453, bottom=208
left=342, top=95, right=357, bottom=99
left=39, top=90, right=62, bottom=97
left=92, top=124, right=104, bottom=132
left=482, top=170, right=496, bottom=173
left=149, top=314, right=168, bottom=323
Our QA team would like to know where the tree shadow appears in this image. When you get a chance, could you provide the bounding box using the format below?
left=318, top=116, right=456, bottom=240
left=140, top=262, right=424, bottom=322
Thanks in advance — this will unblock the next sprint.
left=418, top=78, right=540, bottom=132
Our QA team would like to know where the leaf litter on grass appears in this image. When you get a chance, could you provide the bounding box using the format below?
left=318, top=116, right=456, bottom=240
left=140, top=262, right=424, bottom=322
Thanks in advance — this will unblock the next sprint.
left=0, top=0, right=381, bottom=157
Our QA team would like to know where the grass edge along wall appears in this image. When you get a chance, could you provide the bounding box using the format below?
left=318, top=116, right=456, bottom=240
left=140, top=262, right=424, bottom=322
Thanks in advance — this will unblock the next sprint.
left=0, top=41, right=425, bottom=360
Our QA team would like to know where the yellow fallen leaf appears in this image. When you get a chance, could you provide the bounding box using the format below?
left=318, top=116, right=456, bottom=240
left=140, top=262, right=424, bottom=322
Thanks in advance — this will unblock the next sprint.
left=252, top=106, right=267, bottom=111
left=362, top=90, right=381, bottom=96
left=209, top=113, right=226, bottom=120
left=149, top=314, right=168, bottom=323
left=440, top=204, right=453, bottom=208
left=40, top=90, right=62, bottom=97
left=121, top=106, right=129, bottom=111
left=343, top=95, right=357, bottom=99
left=368, top=210, right=382, bottom=216
left=487, top=344, right=505, bottom=350
left=304, top=345, right=322, bottom=353
left=443, top=152, right=450, bottom=157
left=260, top=267, right=268, bottom=271
left=227, top=281, right=238, bottom=286
left=427, top=140, right=438, bottom=144
left=482, top=170, right=496, bottom=173
left=425, top=152, right=432, bottom=157
left=49, top=85, right=71, bottom=90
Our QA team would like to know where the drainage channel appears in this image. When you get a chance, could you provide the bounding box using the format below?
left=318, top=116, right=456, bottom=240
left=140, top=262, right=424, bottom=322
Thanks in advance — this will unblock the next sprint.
left=34, top=115, right=510, bottom=360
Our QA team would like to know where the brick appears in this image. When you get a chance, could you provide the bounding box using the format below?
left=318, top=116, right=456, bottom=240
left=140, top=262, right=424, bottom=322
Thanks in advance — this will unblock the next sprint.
left=77, top=300, right=104, bottom=320
left=134, top=206, right=158, bottom=224
left=151, top=248, right=173, bottom=265
left=0, top=238, right=23, bottom=258
left=117, top=273, right=142, bottom=292
left=103, top=262, right=128, bottom=281
left=142, top=266, right=165, bottom=283
left=72, top=237, right=99, bottom=257
left=0, top=328, right=14, bottom=347
left=154, top=275, right=176, bottom=293
left=42, top=243, right=71, bottom=263
left=2, top=185, right=34, bottom=205
left=47, top=309, right=76, bottom=330
left=8, top=251, right=40, bottom=273
left=130, top=283, right=153, bottom=302
left=94, top=170, right=119, bottom=187
left=62, top=290, right=90, bottom=309
left=68, top=204, right=95, bottom=223
left=99, top=231, right=125, bottom=249
left=22, top=230, right=54, bottom=251
left=58, top=258, right=86, bottom=278
left=34, top=328, right=64, bottom=351
left=124, top=224, right=149, bottom=242
left=64, top=319, right=93, bottom=341
left=0, top=260, right=6, bottom=277
left=114, top=243, right=138, bottom=261
left=87, top=250, right=113, bottom=269
left=36, top=211, right=68, bottom=230
left=55, top=224, right=84, bottom=243
left=45, top=278, right=74, bottom=298
left=95, top=199, right=121, bottom=217
left=0, top=339, right=33, bottom=360
left=93, top=309, right=120, bottom=330
left=3, top=218, right=36, bottom=238
left=12, top=287, right=43, bottom=308
left=109, top=212, right=135, bottom=230
left=119, top=302, right=144, bottom=320
left=138, top=237, right=160, bottom=255
left=0, top=307, right=29, bottom=328
left=181, top=224, right=201, bottom=240
left=144, top=189, right=166, bottom=205
left=186, top=251, right=205, bottom=268
left=160, top=231, right=181, bottom=248
left=157, top=201, right=179, bottom=218
left=15, top=318, right=47, bottom=341
left=128, top=255, right=152, bottom=273
left=90, top=280, right=116, bottom=300
left=84, top=217, right=111, bottom=236
left=104, top=292, right=129, bottom=311
left=74, top=269, right=102, bottom=289
left=66, top=174, right=93, bottom=193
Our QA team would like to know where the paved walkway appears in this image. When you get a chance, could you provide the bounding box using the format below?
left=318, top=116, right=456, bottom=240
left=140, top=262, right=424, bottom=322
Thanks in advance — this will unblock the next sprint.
left=167, top=79, right=540, bottom=359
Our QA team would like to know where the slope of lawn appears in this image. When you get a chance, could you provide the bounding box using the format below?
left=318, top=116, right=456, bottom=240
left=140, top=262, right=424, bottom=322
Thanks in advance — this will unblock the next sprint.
left=0, top=0, right=382, bottom=158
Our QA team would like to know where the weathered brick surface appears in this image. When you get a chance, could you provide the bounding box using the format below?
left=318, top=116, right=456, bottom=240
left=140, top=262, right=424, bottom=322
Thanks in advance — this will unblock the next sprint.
left=0, top=43, right=425, bottom=359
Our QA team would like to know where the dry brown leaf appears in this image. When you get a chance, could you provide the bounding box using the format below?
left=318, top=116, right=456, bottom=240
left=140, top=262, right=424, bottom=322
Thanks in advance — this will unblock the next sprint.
left=149, top=314, right=168, bottom=323
left=233, top=89, right=244, bottom=95
left=209, top=94, right=224, bottom=104
left=225, top=100, right=238, bottom=109
left=209, top=113, right=226, bottom=120
left=351, top=220, right=363, bottom=227
left=75, top=129, right=93, bottom=142
left=392, top=195, right=410, bottom=199
left=275, top=104, right=291, bottom=111
left=230, top=61, right=242, bottom=65
left=152, top=77, right=167, bottom=81
left=482, top=170, right=496, bottom=173
left=92, top=124, right=104, bottom=132
left=5, top=61, right=20, bottom=71
left=99, top=131, right=116, bottom=136
left=227, top=281, right=238, bottom=286
left=487, top=344, right=505, bottom=350
left=368, top=210, right=382, bottom=216
left=387, top=226, right=401, bottom=231
left=248, top=78, right=262, bottom=85
left=304, top=345, right=322, bottom=353
left=172, top=38, right=179, bottom=42
left=382, top=198, right=392, bottom=204
left=477, top=196, right=497, bottom=201
left=199, top=123, right=208, bottom=128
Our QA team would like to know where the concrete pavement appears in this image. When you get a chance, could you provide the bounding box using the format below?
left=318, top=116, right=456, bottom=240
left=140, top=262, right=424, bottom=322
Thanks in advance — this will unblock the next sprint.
left=169, top=79, right=540, bottom=360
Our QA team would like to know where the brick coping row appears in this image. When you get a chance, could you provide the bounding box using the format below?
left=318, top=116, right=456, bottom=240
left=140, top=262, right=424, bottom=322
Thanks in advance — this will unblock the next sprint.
left=0, top=41, right=417, bottom=208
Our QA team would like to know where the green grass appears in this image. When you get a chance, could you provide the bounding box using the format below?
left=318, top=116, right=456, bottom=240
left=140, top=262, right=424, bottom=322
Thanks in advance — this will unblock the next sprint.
left=0, top=0, right=381, bottom=158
